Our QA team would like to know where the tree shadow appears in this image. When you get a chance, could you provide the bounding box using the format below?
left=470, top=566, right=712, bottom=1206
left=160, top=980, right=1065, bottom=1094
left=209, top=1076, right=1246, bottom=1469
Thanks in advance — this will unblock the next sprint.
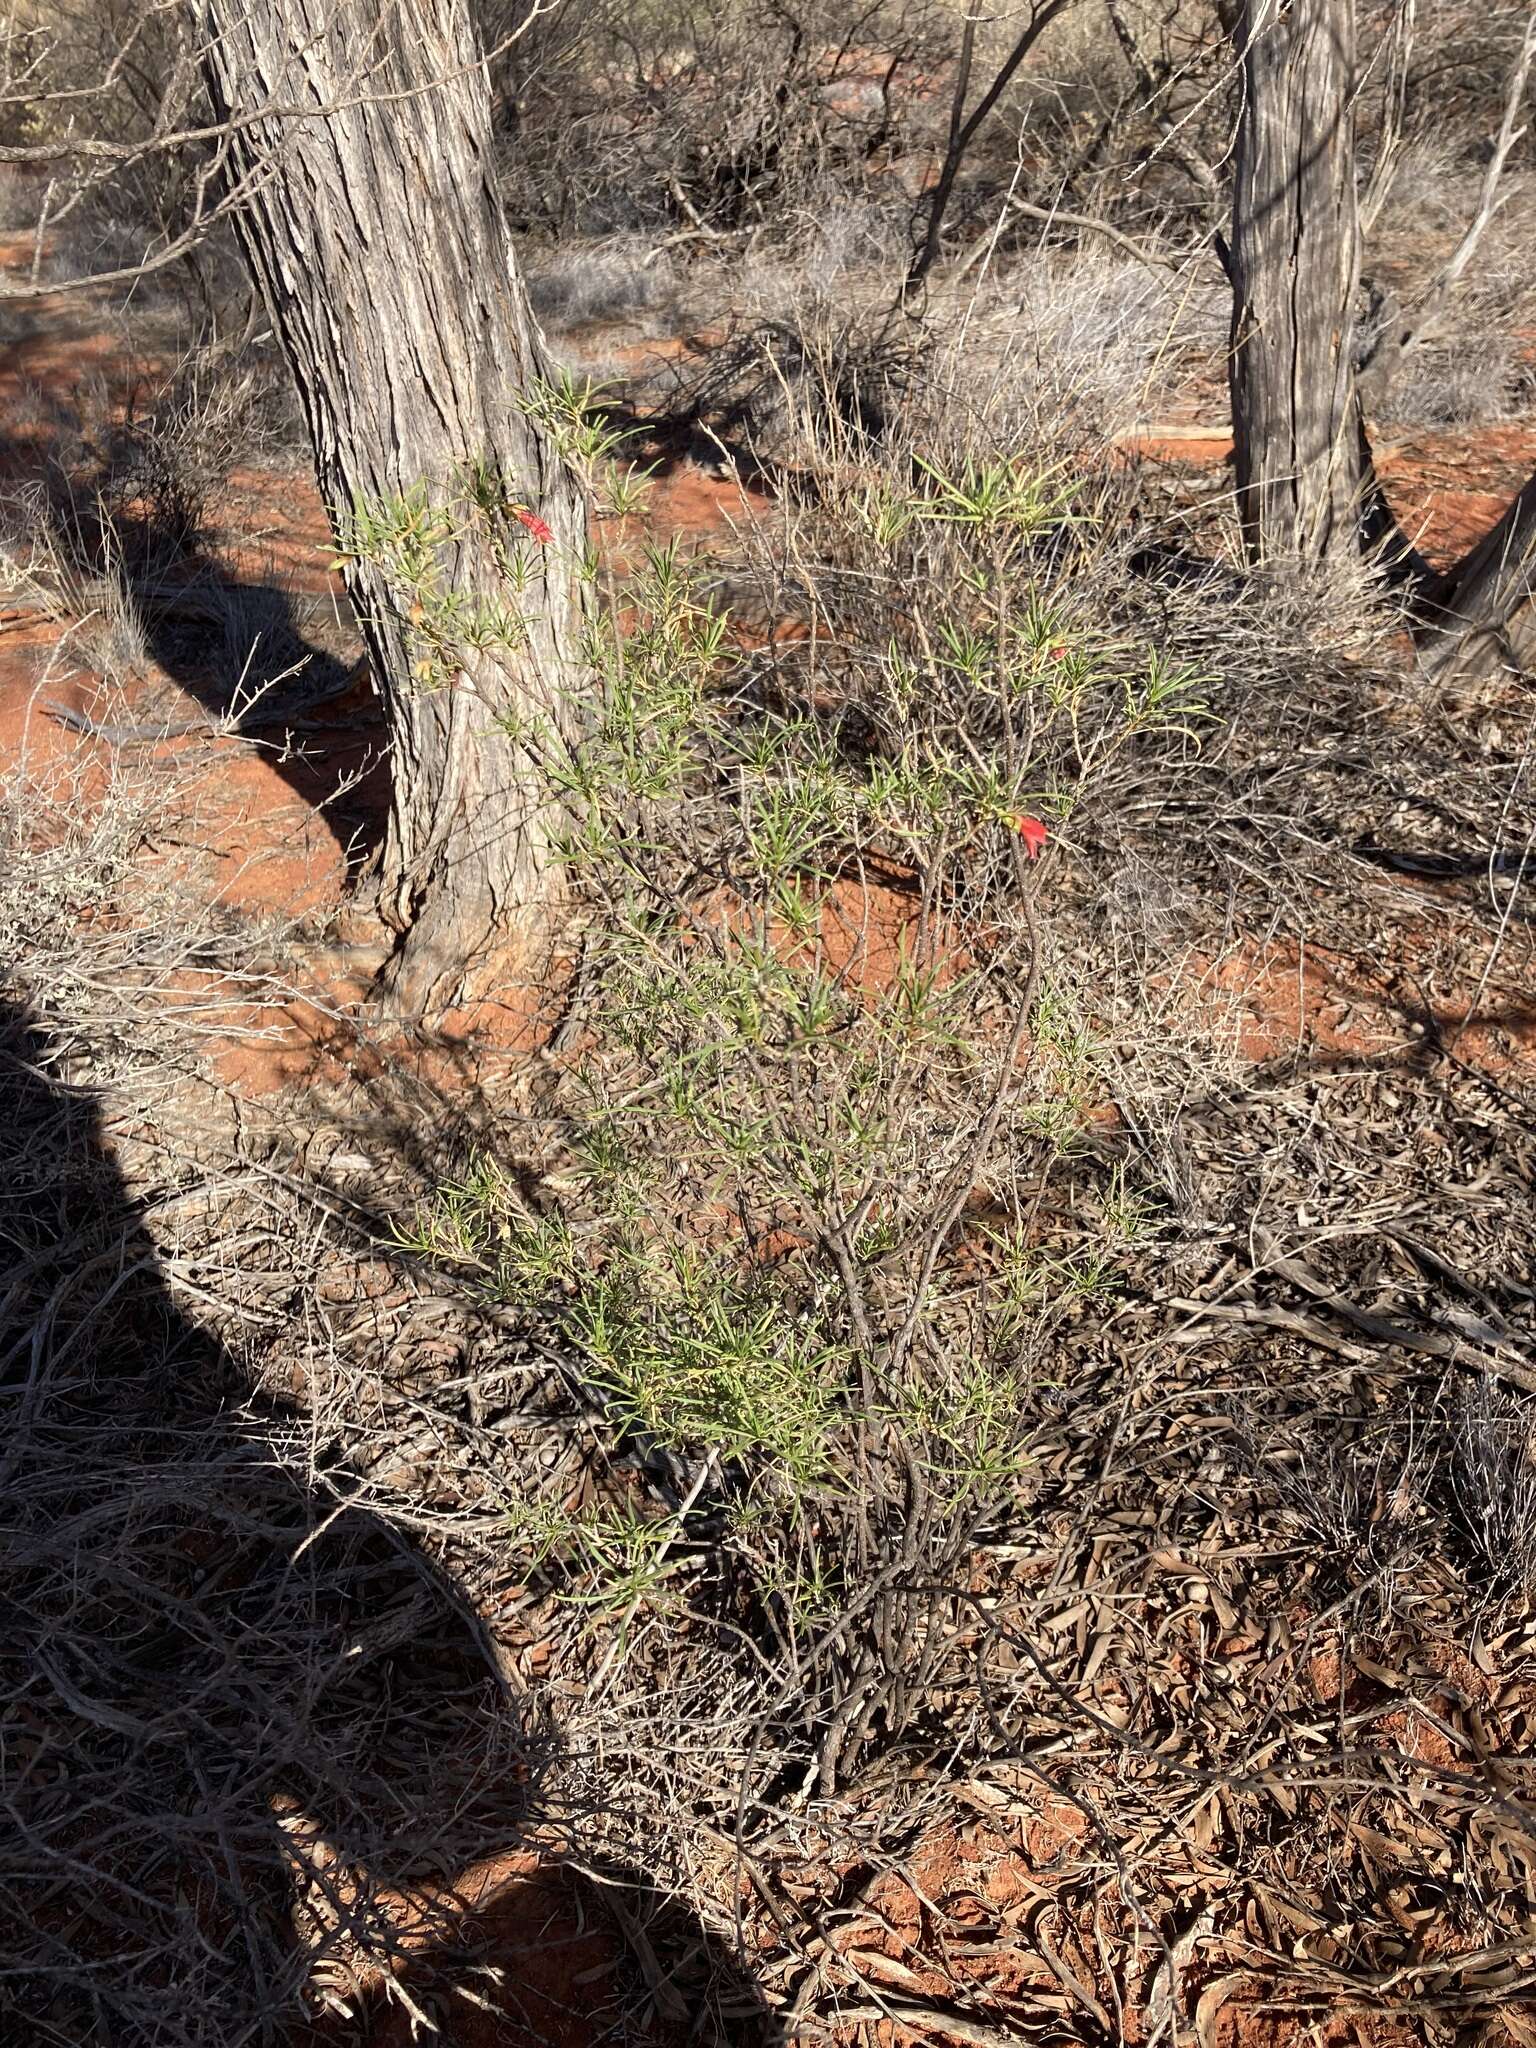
left=0, top=994, right=774, bottom=2046
left=0, top=401, right=389, bottom=881
left=125, top=561, right=390, bottom=888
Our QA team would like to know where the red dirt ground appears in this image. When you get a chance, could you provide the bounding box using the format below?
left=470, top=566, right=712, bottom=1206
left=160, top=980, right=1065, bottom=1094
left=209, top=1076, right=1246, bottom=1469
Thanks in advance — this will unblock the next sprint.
left=301, top=1854, right=634, bottom=2048
left=1189, top=934, right=1536, bottom=1077
left=1115, top=415, right=1536, bottom=565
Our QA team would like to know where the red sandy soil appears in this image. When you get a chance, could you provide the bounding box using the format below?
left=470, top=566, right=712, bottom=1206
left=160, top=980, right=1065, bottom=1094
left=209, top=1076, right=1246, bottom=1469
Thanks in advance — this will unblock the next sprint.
left=299, top=1854, right=637, bottom=2048
left=1191, top=935, right=1536, bottom=1078
left=697, top=860, right=972, bottom=1004
left=1115, top=413, right=1536, bottom=566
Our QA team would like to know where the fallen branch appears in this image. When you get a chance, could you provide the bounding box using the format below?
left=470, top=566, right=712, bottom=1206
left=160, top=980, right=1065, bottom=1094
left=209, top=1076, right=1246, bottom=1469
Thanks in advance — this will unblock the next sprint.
left=1257, top=1232, right=1536, bottom=1395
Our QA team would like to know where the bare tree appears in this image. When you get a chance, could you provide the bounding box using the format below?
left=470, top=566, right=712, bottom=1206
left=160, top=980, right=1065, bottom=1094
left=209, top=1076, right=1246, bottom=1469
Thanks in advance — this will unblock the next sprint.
left=1226, top=0, right=1365, bottom=566
left=1227, top=0, right=1536, bottom=672
left=197, top=0, right=591, bottom=1016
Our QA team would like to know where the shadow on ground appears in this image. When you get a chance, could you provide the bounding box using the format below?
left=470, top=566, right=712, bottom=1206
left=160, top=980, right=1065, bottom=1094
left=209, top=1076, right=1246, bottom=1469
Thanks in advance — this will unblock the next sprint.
left=0, top=404, right=388, bottom=880
left=0, top=994, right=774, bottom=2046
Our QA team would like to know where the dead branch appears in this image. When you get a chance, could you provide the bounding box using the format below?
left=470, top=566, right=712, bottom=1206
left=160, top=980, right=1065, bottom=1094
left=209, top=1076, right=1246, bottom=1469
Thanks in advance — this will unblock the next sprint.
left=0, top=1, right=566, bottom=300
left=903, top=0, right=1081, bottom=297
left=947, top=190, right=1199, bottom=286
left=1105, top=0, right=1222, bottom=204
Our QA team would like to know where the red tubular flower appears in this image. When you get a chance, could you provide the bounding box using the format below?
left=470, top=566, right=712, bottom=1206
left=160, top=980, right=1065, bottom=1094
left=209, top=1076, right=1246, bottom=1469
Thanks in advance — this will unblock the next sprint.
left=515, top=506, right=554, bottom=544
left=1009, top=814, right=1049, bottom=860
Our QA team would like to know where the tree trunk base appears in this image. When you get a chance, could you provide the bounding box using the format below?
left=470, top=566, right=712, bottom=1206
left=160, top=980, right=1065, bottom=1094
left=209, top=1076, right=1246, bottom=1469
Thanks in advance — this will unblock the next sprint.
left=371, top=889, right=564, bottom=1024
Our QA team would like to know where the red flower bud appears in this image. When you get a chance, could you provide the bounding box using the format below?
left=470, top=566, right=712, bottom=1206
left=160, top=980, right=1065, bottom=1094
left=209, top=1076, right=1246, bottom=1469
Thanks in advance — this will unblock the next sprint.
left=515, top=506, right=553, bottom=545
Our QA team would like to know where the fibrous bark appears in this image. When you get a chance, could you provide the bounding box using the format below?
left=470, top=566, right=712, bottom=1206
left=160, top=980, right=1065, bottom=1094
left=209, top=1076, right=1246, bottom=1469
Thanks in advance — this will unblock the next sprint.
left=200, top=0, right=591, bottom=1016
left=1228, top=0, right=1365, bottom=566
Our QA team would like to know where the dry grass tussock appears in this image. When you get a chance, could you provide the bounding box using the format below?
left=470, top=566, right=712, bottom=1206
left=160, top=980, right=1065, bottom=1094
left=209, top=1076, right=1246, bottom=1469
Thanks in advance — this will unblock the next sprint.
left=7, top=310, right=1536, bottom=2044
left=623, top=245, right=1227, bottom=504
left=0, top=353, right=356, bottom=743
left=1366, top=140, right=1536, bottom=429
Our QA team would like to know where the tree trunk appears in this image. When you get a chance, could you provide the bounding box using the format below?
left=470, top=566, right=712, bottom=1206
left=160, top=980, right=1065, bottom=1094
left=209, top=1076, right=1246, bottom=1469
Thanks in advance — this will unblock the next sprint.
left=199, top=0, right=591, bottom=1017
left=1227, top=0, right=1365, bottom=566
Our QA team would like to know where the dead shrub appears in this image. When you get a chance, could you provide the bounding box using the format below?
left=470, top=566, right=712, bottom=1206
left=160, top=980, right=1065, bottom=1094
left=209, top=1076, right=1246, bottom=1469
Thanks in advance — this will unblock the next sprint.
left=524, top=234, right=680, bottom=330
left=485, top=0, right=954, bottom=241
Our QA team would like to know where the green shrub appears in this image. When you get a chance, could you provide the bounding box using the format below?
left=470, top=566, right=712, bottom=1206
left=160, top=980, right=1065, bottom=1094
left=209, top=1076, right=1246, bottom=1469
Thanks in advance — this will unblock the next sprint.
left=395, top=393, right=1207, bottom=1785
